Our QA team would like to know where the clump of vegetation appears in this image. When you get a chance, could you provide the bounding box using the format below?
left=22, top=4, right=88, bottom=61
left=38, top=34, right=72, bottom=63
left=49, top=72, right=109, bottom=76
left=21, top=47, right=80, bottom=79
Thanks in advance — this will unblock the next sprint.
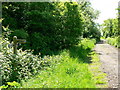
left=102, top=18, right=118, bottom=38
left=0, top=37, right=50, bottom=85
left=106, top=36, right=120, bottom=48
left=0, top=81, right=20, bottom=88
left=102, top=18, right=119, bottom=48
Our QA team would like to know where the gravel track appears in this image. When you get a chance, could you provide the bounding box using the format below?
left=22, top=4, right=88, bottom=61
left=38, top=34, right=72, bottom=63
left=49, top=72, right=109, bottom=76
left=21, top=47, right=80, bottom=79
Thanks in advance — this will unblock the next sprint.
left=94, top=40, right=119, bottom=88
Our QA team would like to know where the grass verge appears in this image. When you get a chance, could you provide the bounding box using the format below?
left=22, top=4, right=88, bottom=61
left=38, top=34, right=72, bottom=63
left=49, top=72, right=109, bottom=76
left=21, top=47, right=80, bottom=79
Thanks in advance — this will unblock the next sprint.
left=1, top=38, right=107, bottom=88
left=21, top=50, right=97, bottom=88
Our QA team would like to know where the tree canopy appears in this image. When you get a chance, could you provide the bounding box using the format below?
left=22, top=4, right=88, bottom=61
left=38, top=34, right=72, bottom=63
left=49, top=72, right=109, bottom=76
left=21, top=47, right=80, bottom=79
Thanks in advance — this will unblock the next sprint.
left=102, top=18, right=118, bottom=38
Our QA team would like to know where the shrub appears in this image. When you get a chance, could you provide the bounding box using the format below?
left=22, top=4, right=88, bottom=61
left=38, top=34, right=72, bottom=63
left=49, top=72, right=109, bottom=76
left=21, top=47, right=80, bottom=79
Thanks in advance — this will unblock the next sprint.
left=80, top=38, right=96, bottom=50
left=0, top=37, right=49, bottom=85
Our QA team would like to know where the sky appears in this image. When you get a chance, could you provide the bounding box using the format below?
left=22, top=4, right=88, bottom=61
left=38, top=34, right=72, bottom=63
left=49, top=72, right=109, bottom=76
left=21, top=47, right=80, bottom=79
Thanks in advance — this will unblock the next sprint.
left=89, top=0, right=119, bottom=24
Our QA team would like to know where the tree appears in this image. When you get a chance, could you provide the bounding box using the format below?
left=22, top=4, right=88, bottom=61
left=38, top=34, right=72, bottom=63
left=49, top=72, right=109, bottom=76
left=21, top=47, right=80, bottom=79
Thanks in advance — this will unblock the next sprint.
left=102, top=18, right=118, bottom=38
left=2, top=1, right=100, bottom=55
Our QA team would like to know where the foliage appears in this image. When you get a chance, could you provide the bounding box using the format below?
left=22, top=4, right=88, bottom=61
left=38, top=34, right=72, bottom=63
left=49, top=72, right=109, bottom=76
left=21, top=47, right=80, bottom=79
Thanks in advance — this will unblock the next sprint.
left=101, top=17, right=119, bottom=48
left=0, top=38, right=107, bottom=88
left=80, top=38, right=96, bottom=49
left=106, top=36, right=120, bottom=48
left=2, top=2, right=100, bottom=55
left=102, top=18, right=118, bottom=38
left=0, top=85, right=8, bottom=89
left=0, top=81, right=20, bottom=88
left=0, top=37, right=50, bottom=85
left=7, top=81, right=20, bottom=88
left=9, top=29, right=29, bottom=40
left=2, top=25, right=12, bottom=38
left=78, top=0, right=101, bottom=41
left=21, top=39, right=97, bottom=88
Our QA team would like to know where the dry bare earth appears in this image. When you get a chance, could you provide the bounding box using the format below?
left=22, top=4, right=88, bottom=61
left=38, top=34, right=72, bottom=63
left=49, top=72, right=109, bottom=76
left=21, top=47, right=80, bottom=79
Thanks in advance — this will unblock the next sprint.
left=94, top=39, right=119, bottom=88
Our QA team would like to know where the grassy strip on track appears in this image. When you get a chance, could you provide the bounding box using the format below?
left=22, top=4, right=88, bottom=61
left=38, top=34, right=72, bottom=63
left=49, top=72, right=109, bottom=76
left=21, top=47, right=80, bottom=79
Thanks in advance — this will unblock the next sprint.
left=89, top=51, right=108, bottom=88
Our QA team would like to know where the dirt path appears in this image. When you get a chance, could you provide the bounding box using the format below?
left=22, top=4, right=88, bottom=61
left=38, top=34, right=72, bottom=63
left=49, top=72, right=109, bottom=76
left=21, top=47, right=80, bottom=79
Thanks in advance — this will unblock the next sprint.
left=94, top=40, right=119, bottom=88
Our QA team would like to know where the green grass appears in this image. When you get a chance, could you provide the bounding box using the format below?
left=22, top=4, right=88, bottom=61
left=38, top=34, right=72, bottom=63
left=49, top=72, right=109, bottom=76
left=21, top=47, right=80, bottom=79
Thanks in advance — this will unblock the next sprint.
left=21, top=51, right=96, bottom=88
left=18, top=38, right=107, bottom=88
left=89, top=52, right=107, bottom=88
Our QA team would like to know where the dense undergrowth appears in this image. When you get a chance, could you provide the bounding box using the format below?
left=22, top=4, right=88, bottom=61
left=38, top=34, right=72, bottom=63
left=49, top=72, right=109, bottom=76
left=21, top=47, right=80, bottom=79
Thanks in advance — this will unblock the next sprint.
left=0, top=38, right=107, bottom=88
